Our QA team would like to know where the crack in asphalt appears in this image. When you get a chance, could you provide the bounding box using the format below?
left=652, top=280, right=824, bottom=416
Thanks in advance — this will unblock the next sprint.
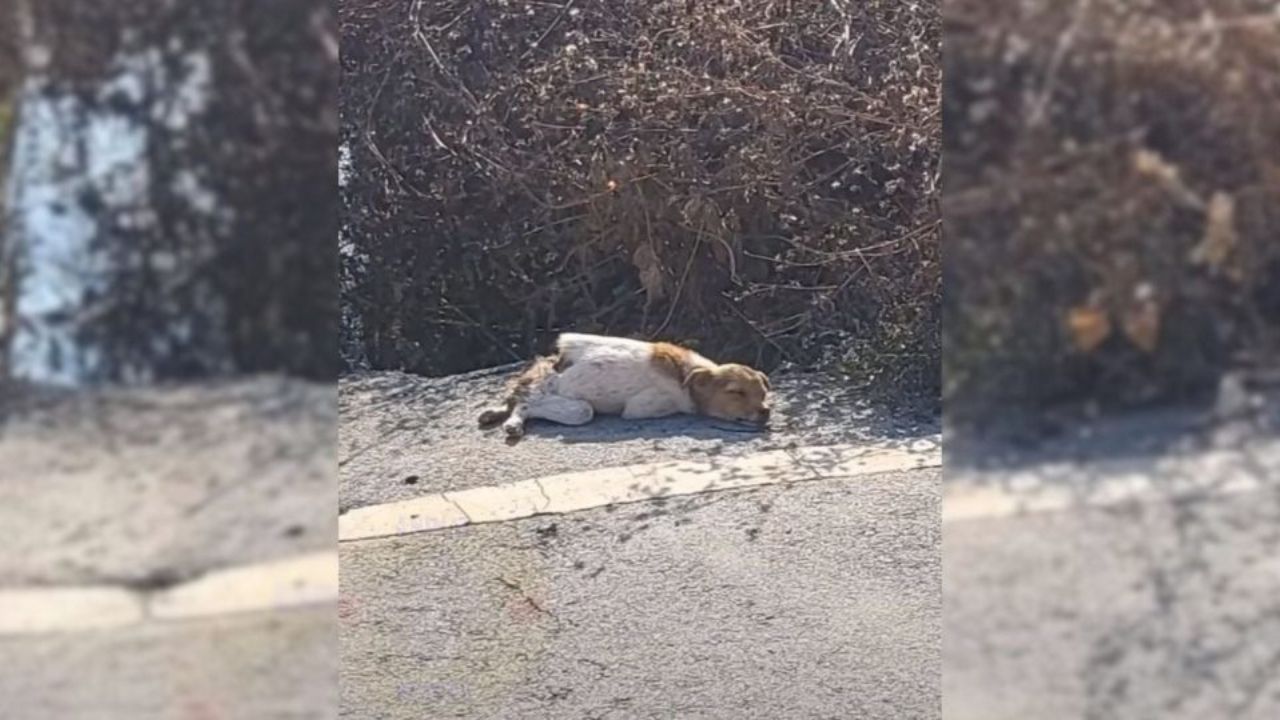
left=534, top=479, right=553, bottom=512
left=442, top=493, right=475, bottom=524
left=497, top=575, right=556, bottom=621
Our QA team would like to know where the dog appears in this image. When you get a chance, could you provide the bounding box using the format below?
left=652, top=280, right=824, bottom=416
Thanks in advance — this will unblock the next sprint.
left=478, top=333, right=772, bottom=438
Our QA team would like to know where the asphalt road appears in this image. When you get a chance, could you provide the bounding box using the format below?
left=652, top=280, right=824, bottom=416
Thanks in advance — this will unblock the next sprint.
left=944, top=396, right=1280, bottom=719
left=339, top=367, right=943, bottom=719
left=339, top=367, right=938, bottom=510
left=341, top=469, right=941, bottom=720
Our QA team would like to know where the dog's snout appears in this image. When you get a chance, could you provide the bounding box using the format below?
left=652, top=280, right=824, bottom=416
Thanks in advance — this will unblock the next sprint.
left=759, top=407, right=771, bottom=421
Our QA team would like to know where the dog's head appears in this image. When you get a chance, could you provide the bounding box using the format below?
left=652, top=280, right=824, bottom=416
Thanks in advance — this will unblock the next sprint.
left=685, top=363, right=772, bottom=425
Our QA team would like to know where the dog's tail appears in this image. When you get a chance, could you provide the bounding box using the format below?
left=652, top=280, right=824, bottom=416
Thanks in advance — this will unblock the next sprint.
left=477, top=353, right=560, bottom=428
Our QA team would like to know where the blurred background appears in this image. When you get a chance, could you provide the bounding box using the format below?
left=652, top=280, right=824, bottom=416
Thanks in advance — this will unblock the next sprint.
left=945, top=0, right=1279, bottom=425
left=2, top=0, right=335, bottom=385
left=0, top=0, right=337, bottom=717
left=339, top=0, right=941, bottom=405
left=943, top=1, right=1280, bottom=718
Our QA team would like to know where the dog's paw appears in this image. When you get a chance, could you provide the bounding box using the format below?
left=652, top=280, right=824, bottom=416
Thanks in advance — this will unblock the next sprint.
left=502, top=418, right=525, bottom=439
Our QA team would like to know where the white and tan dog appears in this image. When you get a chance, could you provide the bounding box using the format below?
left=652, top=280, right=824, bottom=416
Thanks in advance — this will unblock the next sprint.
left=479, top=333, right=772, bottom=438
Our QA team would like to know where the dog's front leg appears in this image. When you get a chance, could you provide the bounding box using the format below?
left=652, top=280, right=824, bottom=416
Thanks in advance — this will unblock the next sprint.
left=621, top=389, right=681, bottom=419
left=526, top=395, right=594, bottom=426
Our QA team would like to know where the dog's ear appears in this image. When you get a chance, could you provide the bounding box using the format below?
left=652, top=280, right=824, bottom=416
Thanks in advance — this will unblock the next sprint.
left=683, top=367, right=714, bottom=389
left=755, top=370, right=771, bottom=390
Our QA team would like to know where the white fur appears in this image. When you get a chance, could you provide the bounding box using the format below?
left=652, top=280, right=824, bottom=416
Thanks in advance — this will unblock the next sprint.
left=543, top=333, right=710, bottom=418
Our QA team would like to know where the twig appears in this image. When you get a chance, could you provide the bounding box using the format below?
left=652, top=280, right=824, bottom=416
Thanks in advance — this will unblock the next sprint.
left=721, top=296, right=792, bottom=360
left=521, top=0, right=577, bottom=62
left=440, top=299, right=523, bottom=362
left=651, top=215, right=705, bottom=339
left=410, top=0, right=480, bottom=109
left=497, top=576, right=554, bottom=617
left=1029, top=0, right=1091, bottom=127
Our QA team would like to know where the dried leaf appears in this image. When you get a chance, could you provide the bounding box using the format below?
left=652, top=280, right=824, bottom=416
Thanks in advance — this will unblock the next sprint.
left=1122, top=296, right=1161, bottom=354
left=1190, top=191, right=1236, bottom=271
left=1132, top=148, right=1202, bottom=208
left=1132, top=149, right=1179, bottom=184
left=681, top=196, right=706, bottom=226
left=631, top=242, right=665, bottom=304
left=1067, top=305, right=1111, bottom=353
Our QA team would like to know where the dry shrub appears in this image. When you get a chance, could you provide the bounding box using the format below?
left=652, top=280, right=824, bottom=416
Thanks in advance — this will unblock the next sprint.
left=340, top=0, right=941, bottom=399
left=945, top=0, right=1280, bottom=418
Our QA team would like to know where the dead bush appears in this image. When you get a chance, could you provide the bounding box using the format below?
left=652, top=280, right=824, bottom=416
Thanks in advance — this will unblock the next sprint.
left=944, top=1, right=1280, bottom=418
left=340, top=0, right=941, bottom=399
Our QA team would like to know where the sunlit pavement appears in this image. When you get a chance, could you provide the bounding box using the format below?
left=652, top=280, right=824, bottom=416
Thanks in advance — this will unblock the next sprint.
left=340, top=467, right=941, bottom=719
left=339, top=370, right=942, bottom=719
left=944, top=408, right=1280, bottom=719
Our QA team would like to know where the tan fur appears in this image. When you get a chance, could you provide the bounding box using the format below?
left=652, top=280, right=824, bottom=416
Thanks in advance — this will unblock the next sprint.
left=684, top=363, right=771, bottom=422
left=649, top=342, right=692, bottom=384
left=509, top=355, right=558, bottom=401
left=477, top=354, right=559, bottom=428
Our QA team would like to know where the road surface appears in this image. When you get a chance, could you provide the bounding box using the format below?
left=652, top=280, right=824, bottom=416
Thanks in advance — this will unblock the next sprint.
left=0, top=378, right=338, bottom=719
left=944, top=392, right=1280, bottom=719
left=339, top=369, right=943, bottom=719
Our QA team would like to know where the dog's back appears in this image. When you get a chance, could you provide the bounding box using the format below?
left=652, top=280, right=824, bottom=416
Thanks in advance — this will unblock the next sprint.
left=552, top=333, right=697, bottom=415
left=555, top=333, right=652, bottom=368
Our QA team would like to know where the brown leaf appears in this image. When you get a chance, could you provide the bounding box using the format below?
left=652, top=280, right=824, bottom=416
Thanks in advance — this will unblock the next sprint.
left=631, top=242, right=665, bottom=305
left=1122, top=294, right=1161, bottom=354
left=1067, top=305, right=1111, bottom=353
left=1189, top=191, right=1237, bottom=272
left=1132, top=148, right=1202, bottom=208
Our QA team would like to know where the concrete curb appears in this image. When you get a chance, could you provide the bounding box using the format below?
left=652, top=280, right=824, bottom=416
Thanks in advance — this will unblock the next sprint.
left=339, top=440, right=942, bottom=542
left=0, top=587, right=144, bottom=634
left=0, top=551, right=337, bottom=636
